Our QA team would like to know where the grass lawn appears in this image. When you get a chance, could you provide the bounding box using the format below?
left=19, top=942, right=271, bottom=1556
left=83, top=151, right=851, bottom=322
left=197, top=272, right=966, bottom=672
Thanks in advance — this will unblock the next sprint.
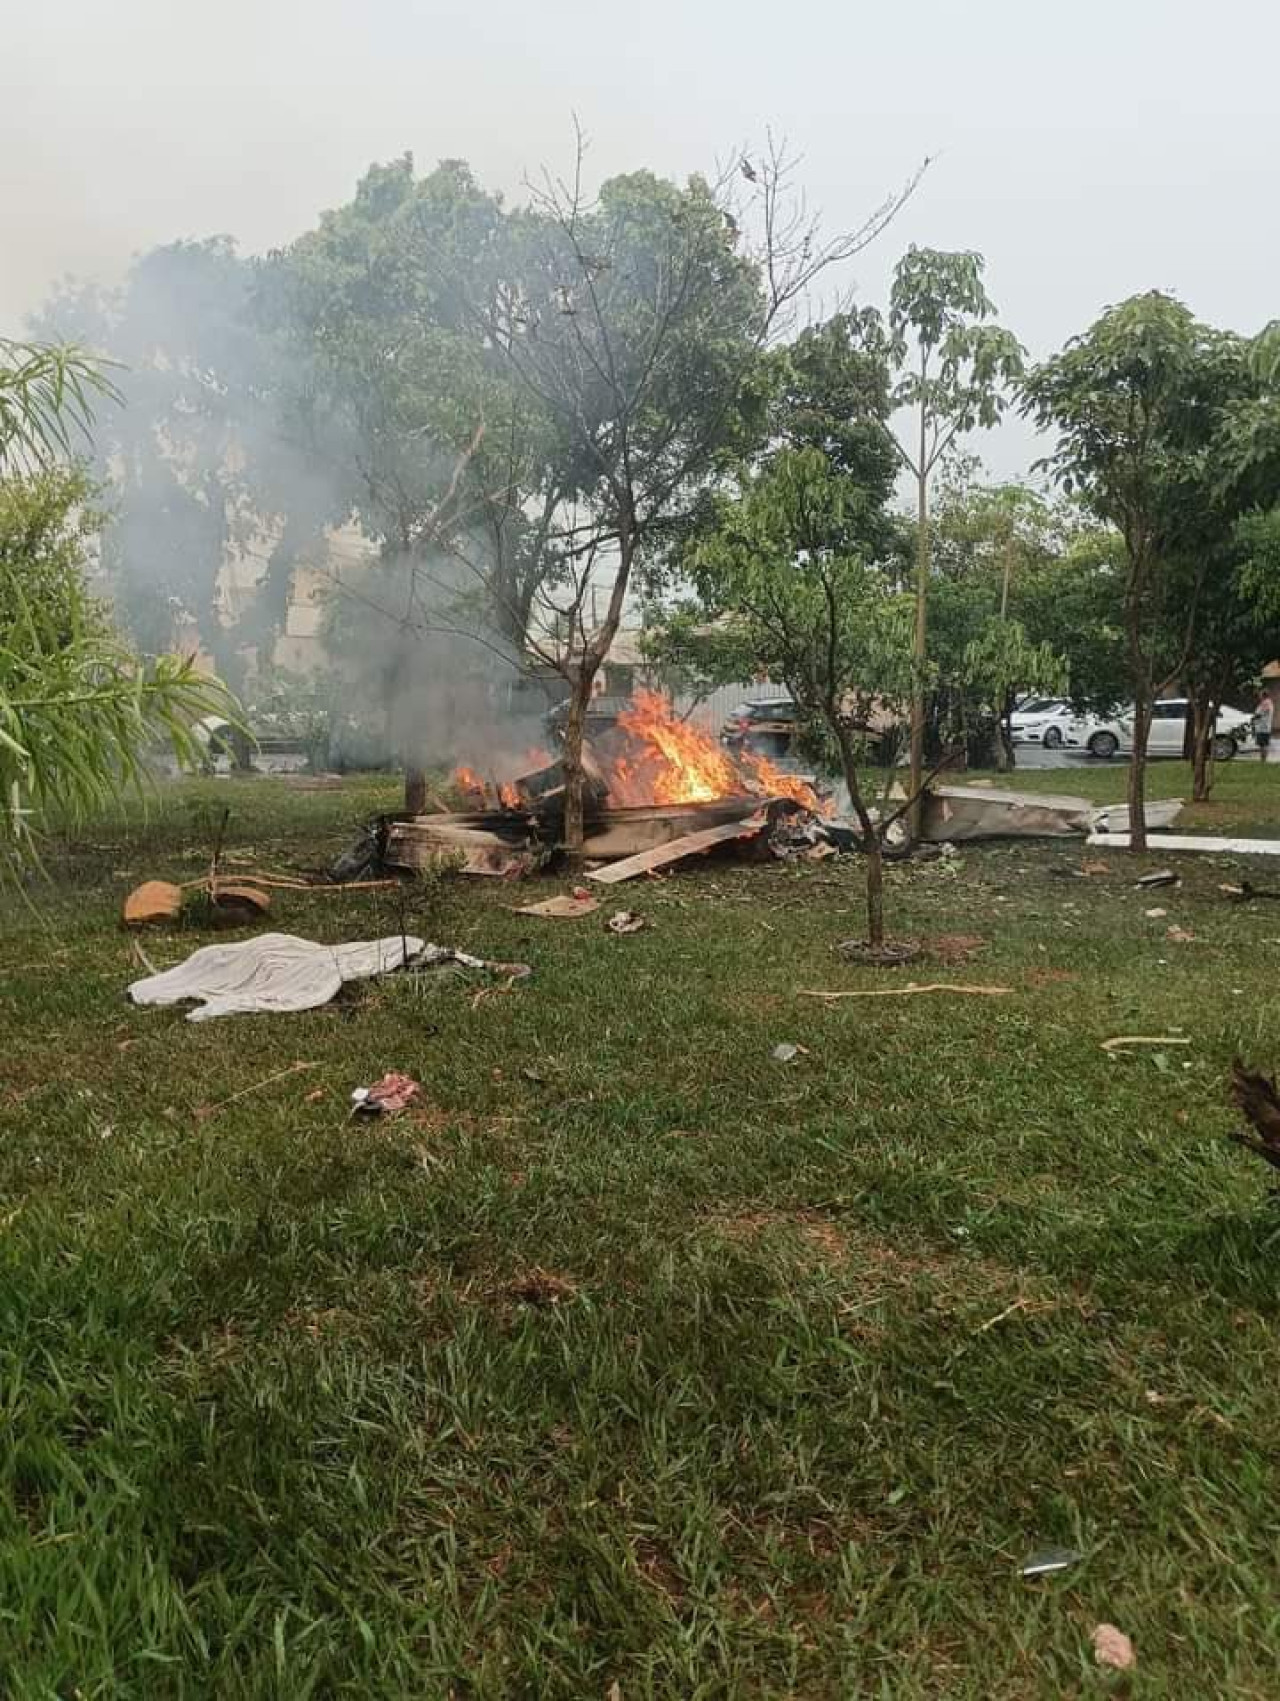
left=4, top=761, right=1280, bottom=1696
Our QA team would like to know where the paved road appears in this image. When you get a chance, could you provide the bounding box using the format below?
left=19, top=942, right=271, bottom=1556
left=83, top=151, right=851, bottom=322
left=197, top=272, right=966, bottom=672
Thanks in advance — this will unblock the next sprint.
left=1013, top=744, right=1271, bottom=771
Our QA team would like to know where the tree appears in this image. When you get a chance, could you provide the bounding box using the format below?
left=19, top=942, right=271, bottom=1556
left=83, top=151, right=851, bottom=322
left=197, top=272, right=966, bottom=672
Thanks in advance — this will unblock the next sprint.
left=651, top=315, right=917, bottom=946
left=925, top=478, right=1121, bottom=762
left=1023, top=294, right=1280, bottom=848
left=675, top=446, right=915, bottom=947
left=1182, top=508, right=1280, bottom=798
left=0, top=458, right=228, bottom=875
left=0, top=337, right=117, bottom=469
left=261, top=156, right=591, bottom=808
left=887, top=250, right=1023, bottom=827
left=438, top=137, right=924, bottom=857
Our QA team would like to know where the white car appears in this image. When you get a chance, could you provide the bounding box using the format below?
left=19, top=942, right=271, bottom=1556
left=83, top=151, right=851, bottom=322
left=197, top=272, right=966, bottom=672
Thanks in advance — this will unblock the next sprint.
left=1009, top=698, right=1081, bottom=750
left=1074, top=698, right=1249, bottom=761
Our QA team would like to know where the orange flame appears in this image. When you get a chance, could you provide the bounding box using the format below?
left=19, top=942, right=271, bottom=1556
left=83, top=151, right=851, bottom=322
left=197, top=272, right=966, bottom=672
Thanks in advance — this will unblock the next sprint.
left=613, top=689, right=820, bottom=811
left=616, top=690, right=743, bottom=803
left=740, top=749, right=821, bottom=811
left=498, top=781, right=521, bottom=810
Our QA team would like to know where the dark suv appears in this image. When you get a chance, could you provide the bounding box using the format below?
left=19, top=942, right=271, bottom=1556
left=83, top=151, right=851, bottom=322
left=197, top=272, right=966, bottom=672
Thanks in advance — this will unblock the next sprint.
left=543, top=696, right=635, bottom=743
left=719, top=698, right=798, bottom=756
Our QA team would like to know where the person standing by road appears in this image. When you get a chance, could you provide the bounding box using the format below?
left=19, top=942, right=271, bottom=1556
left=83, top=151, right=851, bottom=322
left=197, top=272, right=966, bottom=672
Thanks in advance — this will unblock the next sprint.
left=1253, top=687, right=1275, bottom=761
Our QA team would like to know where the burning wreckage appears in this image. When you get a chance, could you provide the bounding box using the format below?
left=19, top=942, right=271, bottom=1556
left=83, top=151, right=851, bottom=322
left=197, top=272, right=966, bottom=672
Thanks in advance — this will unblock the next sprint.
left=377, top=692, right=1118, bottom=886
left=385, top=691, right=832, bottom=883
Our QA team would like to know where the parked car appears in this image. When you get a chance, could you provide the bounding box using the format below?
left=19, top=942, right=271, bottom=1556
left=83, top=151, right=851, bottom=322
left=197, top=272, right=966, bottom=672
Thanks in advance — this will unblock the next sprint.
left=543, top=695, right=635, bottom=743
left=1009, top=698, right=1080, bottom=749
left=720, top=697, right=798, bottom=756
left=1074, top=698, right=1249, bottom=760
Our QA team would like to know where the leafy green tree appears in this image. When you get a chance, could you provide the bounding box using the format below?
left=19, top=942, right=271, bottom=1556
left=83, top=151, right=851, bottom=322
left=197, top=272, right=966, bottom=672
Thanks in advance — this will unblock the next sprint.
left=677, top=446, right=914, bottom=947
left=449, top=139, right=921, bottom=855
left=1182, top=508, right=1280, bottom=796
left=1024, top=294, right=1280, bottom=847
left=0, top=337, right=118, bottom=470
left=0, top=465, right=228, bottom=873
left=651, top=315, right=915, bottom=943
left=925, top=478, right=1122, bottom=762
left=888, top=249, right=1023, bottom=826
left=0, top=339, right=232, bottom=872
left=261, top=156, right=588, bottom=809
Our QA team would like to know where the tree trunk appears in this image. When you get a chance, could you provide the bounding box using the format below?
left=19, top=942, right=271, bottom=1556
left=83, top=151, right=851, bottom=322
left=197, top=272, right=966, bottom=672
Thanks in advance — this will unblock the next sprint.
left=863, top=832, right=885, bottom=948
left=836, top=722, right=885, bottom=948
left=560, top=520, right=635, bottom=864
left=1124, top=581, right=1152, bottom=853
left=993, top=714, right=1013, bottom=772
left=906, top=414, right=929, bottom=842
left=1190, top=689, right=1216, bottom=803
left=404, top=765, right=428, bottom=815
left=559, top=669, right=596, bottom=866
left=1127, top=691, right=1152, bottom=854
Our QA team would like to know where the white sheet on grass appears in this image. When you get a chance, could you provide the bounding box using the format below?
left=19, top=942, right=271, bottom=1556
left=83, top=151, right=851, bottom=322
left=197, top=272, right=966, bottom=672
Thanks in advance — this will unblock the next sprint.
left=128, top=931, right=424, bottom=1021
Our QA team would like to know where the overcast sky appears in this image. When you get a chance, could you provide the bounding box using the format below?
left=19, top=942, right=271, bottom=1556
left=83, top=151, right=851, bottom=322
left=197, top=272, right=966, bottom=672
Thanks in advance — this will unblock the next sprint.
left=4, top=0, right=1277, bottom=476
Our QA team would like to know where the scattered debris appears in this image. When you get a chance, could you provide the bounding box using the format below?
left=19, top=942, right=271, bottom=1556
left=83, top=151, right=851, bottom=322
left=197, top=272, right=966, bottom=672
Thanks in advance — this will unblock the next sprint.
left=975, top=1295, right=1055, bottom=1333
left=413, top=944, right=532, bottom=985
left=1080, top=860, right=1111, bottom=877
left=352, top=1071, right=421, bottom=1116
left=1091, top=799, right=1183, bottom=835
left=1135, top=869, right=1180, bottom=889
left=1088, top=831, right=1280, bottom=856
left=1229, top=1060, right=1280, bottom=1171
left=922, top=786, right=1093, bottom=842
left=1020, top=1546, right=1083, bottom=1578
left=771, top=1042, right=809, bottom=1063
left=1144, top=907, right=1169, bottom=919
left=1100, top=1034, right=1192, bottom=1055
left=209, top=881, right=272, bottom=927
left=1092, top=1624, right=1136, bottom=1672
left=1220, top=879, right=1280, bottom=903
left=515, top=893, right=599, bottom=919
left=388, top=797, right=768, bottom=879
left=800, top=982, right=1012, bottom=1002
left=838, top=939, right=922, bottom=968
left=1166, top=924, right=1196, bottom=943
left=123, top=866, right=399, bottom=929
left=122, top=880, right=184, bottom=928
left=193, top=1059, right=318, bottom=1121
left=605, top=909, right=648, bottom=934
left=329, top=821, right=388, bottom=883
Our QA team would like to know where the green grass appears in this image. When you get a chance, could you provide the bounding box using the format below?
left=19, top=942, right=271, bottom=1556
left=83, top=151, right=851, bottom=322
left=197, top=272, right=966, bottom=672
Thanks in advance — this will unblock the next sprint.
left=4, top=764, right=1280, bottom=1696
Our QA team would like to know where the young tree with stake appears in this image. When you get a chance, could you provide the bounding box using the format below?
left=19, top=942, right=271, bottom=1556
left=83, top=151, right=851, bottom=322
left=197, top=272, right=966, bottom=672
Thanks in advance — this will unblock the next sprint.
left=675, top=445, right=917, bottom=949
left=887, top=249, right=1023, bottom=833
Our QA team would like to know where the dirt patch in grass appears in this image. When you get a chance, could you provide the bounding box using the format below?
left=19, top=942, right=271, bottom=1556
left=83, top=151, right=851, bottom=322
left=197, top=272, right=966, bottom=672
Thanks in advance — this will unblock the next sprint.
left=503, top=1267, right=580, bottom=1307
left=632, top=1536, right=687, bottom=1606
left=1026, top=966, right=1079, bottom=987
left=921, top=933, right=987, bottom=964
left=707, top=1208, right=850, bottom=1266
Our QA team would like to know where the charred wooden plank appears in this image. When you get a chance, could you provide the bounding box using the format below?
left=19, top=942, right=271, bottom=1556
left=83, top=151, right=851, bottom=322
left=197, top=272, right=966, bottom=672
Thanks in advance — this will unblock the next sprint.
left=584, top=814, right=768, bottom=884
